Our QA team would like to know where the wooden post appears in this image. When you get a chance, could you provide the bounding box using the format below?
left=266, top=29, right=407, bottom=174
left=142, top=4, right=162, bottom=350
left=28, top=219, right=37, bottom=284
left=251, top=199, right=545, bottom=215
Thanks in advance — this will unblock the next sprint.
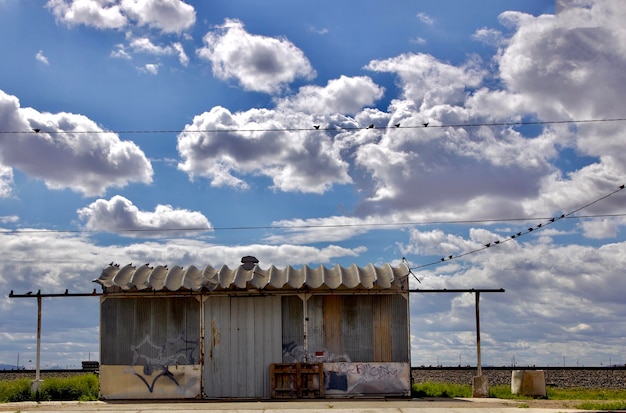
left=32, top=293, right=43, bottom=392
left=475, top=291, right=481, bottom=376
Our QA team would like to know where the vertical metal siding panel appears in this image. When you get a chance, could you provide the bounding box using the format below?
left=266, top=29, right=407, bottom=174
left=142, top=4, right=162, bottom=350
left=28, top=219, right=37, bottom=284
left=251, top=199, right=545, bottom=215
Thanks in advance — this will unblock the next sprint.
left=306, top=296, right=324, bottom=354
left=149, top=299, right=165, bottom=362
left=229, top=298, right=241, bottom=397
left=342, top=296, right=373, bottom=362
left=231, top=297, right=247, bottom=396
left=373, top=295, right=392, bottom=362
left=391, top=295, right=409, bottom=362
left=105, top=298, right=136, bottom=365
left=281, top=295, right=303, bottom=362
left=121, top=299, right=137, bottom=365
left=263, top=297, right=282, bottom=397
left=220, top=296, right=233, bottom=398
left=252, top=298, right=264, bottom=397
left=203, top=296, right=231, bottom=398
left=185, top=298, right=201, bottom=364
left=323, top=296, right=343, bottom=357
left=271, top=296, right=283, bottom=385
left=129, top=297, right=201, bottom=367
left=100, top=298, right=115, bottom=365
left=253, top=296, right=280, bottom=397
left=250, top=297, right=264, bottom=397
left=242, top=298, right=256, bottom=397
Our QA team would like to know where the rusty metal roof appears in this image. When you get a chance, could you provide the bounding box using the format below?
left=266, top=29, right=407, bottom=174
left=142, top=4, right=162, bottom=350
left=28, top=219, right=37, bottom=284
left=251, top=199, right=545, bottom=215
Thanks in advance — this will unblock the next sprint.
left=94, top=261, right=409, bottom=292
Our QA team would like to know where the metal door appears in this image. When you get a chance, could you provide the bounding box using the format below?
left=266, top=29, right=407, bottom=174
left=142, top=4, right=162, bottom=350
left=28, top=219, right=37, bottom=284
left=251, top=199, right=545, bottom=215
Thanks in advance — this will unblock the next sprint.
left=203, top=295, right=282, bottom=398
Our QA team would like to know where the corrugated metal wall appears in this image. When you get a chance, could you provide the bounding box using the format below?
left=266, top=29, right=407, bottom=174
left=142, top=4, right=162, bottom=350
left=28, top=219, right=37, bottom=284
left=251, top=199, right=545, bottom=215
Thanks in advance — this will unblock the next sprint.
left=99, top=296, right=202, bottom=399
left=203, top=296, right=282, bottom=398
left=101, top=296, right=200, bottom=366
left=100, top=292, right=408, bottom=399
left=304, top=295, right=408, bottom=363
left=281, top=295, right=304, bottom=362
left=391, top=294, right=409, bottom=362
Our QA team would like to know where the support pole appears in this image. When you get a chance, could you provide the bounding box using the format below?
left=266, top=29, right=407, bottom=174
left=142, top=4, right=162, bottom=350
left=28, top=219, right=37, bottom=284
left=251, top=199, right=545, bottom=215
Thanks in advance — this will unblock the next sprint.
left=301, top=293, right=309, bottom=362
left=472, top=291, right=489, bottom=397
left=32, top=293, right=43, bottom=392
left=475, top=291, right=481, bottom=376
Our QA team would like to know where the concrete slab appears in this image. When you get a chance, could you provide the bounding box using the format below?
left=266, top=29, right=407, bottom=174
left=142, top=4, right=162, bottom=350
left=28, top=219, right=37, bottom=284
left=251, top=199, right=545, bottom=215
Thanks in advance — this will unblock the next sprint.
left=0, top=399, right=594, bottom=413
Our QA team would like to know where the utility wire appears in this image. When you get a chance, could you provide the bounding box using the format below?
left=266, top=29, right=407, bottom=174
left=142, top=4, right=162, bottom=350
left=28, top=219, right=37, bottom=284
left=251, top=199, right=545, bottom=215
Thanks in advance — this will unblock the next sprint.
left=406, top=184, right=626, bottom=275
left=2, top=210, right=625, bottom=235
left=2, top=117, right=626, bottom=135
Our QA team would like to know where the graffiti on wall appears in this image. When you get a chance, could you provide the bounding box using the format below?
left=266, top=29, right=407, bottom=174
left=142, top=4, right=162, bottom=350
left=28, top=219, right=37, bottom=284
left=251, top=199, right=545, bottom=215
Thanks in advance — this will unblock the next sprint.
left=323, top=362, right=410, bottom=395
left=129, top=333, right=199, bottom=393
left=282, top=341, right=351, bottom=363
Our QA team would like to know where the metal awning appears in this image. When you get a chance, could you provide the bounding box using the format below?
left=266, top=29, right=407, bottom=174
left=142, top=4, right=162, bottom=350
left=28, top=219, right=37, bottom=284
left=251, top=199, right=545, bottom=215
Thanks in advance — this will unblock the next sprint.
left=94, top=261, right=410, bottom=292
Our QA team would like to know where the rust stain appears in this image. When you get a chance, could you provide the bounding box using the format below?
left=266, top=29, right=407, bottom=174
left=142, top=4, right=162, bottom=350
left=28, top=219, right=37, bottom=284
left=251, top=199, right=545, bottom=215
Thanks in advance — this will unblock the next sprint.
left=210, top=319, right=221, bottom=360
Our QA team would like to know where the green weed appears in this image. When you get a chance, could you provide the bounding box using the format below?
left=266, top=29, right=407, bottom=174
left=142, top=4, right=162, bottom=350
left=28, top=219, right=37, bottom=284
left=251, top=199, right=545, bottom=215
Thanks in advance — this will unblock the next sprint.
left=0, top=374, right=98, bottom=403
left=0, top=378, right=32, bottom=403
left=412, top=381, right=472, bottom=398
left=577, top=400, right=626, bottom=410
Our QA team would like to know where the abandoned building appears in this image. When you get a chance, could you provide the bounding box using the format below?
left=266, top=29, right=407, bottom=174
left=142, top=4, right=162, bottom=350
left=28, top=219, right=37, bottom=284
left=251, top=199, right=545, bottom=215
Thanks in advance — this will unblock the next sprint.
left=95, top=257, right=411, bottom=399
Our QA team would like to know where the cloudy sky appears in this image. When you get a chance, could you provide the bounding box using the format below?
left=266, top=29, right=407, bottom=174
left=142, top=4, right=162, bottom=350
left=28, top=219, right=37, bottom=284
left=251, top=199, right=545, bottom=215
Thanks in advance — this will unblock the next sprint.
left=1, top=0, right=625, bottom=370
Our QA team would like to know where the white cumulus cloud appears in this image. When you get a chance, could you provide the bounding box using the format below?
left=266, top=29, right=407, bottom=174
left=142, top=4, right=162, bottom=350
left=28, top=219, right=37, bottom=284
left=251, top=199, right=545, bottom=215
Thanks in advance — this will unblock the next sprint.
left=120, top=0, right=195, bottom=33
left=177, top=106, right=351, bottom=193
left=197, top=18, right=316, bottom=94
left=0, top=89, right=153, bottom=196
left=77, top=195, right=213, bottom=237
left=0, top=164, right=14, bottom=198
left=46, top=0, right=195, bottom=33
left=35, top=50, right=49, bottom=65
left=46, top=0, right=128, bottom=30
left=276, top=75, right=384, bottom=115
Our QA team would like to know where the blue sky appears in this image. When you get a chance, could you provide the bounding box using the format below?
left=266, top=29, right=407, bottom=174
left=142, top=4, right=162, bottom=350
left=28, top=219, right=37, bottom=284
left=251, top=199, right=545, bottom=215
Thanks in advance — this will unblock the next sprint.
left=1, top=0, right=625, bottom=370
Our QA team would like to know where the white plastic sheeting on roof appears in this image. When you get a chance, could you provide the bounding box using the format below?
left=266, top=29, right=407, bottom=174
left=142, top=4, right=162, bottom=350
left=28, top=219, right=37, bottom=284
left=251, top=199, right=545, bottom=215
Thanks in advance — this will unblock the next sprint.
left=94, top=262, right=409, bottom=292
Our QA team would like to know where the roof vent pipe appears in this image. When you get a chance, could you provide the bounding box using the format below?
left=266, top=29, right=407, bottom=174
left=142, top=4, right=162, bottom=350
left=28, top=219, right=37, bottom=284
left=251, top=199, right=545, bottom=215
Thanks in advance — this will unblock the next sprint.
left=241, top=256, right=259, bottom=271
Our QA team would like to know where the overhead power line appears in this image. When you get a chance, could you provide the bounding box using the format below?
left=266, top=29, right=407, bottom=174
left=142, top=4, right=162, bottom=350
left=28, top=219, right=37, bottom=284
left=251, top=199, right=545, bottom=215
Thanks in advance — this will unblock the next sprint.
left=405, top=184, right=626, bottom=275
left=2, top=209, right=625, bottom=235
left=1, top=117, right=626, bottom=136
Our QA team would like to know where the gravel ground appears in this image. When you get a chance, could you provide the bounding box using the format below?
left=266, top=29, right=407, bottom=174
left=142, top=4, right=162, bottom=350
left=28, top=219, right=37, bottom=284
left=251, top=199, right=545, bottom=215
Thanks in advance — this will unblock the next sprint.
left=412, top=367, right=626, bottom=389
